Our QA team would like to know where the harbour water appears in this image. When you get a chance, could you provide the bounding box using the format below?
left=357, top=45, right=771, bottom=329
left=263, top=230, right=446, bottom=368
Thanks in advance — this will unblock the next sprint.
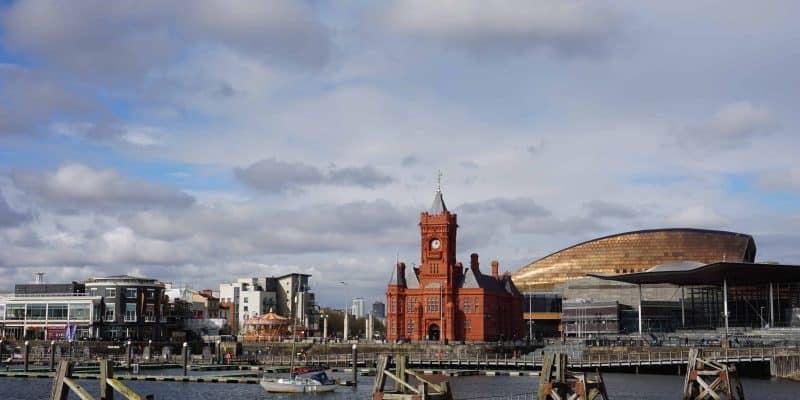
left=1, top=371, right=799, bottom=400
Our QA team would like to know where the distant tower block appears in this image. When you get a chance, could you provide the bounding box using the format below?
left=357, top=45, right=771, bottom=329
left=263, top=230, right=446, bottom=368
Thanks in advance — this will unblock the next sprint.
left=35, top=272, right=44, bottom=284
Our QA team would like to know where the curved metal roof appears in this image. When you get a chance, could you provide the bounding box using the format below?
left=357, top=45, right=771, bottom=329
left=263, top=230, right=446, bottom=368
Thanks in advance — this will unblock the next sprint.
left=512, top=228, right=757, bottom=291
left=533, top=228, right=754, bottom=263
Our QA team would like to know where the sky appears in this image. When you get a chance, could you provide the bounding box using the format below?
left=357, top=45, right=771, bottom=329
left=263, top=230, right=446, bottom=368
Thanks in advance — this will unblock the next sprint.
left=1, top=1, right=799, bottom=309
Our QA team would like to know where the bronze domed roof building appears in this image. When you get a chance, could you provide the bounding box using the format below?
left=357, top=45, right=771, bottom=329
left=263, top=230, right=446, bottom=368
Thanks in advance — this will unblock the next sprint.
left=512, top=228, right=756, bottom=292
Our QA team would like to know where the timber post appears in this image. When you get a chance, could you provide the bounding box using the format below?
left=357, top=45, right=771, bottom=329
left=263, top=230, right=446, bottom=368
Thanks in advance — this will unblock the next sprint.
left=682, top=348, right=744, bottom=400
left=537, top=352, right=609, bottom=400
left=99, top=358, right=114, bottom=400
left=372, top=354, right=453, bottom=400
left=53, top=358, right=150, bottom=400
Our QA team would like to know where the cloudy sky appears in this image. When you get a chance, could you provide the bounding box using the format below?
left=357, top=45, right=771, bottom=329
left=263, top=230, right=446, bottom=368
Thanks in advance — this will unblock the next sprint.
left=1, top=1, right=799, bottom=308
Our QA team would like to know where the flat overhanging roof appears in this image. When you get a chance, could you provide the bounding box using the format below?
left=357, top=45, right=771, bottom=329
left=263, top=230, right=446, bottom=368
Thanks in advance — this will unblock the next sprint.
left=589, top=262, right=800, bottom=286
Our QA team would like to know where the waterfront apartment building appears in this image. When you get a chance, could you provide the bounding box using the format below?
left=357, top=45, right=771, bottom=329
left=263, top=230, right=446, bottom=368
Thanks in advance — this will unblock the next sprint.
left=84, top=275, right=167, bottom=340
left=219, top=278, right=277, bottom=335
left=220, top=274, right=316, bottom=337
left=386, top=188, right=524, bottom=342
left=0, top=291, right=101, bottom=340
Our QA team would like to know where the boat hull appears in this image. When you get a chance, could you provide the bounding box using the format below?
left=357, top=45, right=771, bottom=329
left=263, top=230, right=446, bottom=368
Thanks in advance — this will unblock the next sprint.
left=260, top=380, right=338, bottom=393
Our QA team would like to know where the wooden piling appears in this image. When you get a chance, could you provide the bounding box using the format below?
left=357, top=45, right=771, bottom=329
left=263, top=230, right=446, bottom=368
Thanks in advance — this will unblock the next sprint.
left=100, top=359, right=115, bottom=400
left=537, top=352, right=609, bottom=400
left=682, top=348, right=744, bottom=400
left=372, top=354, right=452, bottom=400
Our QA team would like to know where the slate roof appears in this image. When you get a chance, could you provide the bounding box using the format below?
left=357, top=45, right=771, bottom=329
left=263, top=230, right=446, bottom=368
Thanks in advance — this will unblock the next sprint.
left=430, top=190, right=447, bottom=214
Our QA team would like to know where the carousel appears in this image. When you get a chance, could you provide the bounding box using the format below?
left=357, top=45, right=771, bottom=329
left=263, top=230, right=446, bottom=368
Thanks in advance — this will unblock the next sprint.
left=242, top=310, right=292, bottom=342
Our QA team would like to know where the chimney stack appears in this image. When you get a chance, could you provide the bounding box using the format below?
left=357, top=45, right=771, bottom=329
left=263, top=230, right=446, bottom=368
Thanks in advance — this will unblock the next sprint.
left=491, top=260, right=499, bottom=279
left=35, top=272, right=44, bottom=284
left=470, top=253, right=480, bottom=273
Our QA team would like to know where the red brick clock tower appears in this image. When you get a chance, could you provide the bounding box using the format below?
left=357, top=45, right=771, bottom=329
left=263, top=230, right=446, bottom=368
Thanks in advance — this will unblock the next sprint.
left=386, top=181, right=523, bottom=342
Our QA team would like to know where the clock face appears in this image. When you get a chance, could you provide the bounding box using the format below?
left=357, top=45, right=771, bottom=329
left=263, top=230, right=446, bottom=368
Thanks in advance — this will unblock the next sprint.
left=431, top=239, right=441, bottom=249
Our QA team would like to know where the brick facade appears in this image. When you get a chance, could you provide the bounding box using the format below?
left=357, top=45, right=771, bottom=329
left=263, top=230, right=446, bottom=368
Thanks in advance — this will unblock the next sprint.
left=386, top=190, right=523, bottom=342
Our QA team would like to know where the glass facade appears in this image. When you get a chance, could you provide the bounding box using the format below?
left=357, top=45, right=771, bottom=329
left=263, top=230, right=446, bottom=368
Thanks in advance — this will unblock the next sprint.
left=26, top=304, right=47, bottom=320
left=69, top=303, right=91, bottom=320
left=6, top=304, right=24, bottom=320
left=47, top=303, right=68, bottom=319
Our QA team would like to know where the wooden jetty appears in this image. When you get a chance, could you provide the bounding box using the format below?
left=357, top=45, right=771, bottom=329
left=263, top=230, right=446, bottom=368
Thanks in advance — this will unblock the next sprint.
left=682, top=348, right=745, bottom=400
left=372, top=354, right=453, bottom=400
left=50, top=359, right=154, bottom=400
left=537, top=353, right=609, bottom=400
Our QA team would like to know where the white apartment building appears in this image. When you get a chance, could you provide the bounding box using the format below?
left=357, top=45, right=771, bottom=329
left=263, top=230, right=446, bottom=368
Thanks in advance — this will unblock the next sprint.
left=219, top=278, right=276, bottom=334
left=351, top=297, right=365, bottom=318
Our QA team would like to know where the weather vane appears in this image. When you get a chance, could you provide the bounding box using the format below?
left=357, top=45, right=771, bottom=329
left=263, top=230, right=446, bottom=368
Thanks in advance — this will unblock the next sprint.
left=437, top=170, right=443, bottom=192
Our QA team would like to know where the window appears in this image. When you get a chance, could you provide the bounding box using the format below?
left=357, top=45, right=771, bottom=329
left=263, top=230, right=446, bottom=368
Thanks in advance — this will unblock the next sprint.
left=106, top=288, right=116, bottom=298
left=6, top=304, right=25, bottom=320
left=144, top=304, right=155, bottom=322
left=48, top=303, right=68, bottom=320
left=125, top=288, right=137, bottom=298
left=464, top=319, right=472, bottom=333
left=474, top=297, right=480, bottom=313
left=407, top=297, right=417, bottom=313
left=426, top=297, right=440, bottom=313
left=243, top=306, right=249, bottom=312
left=90, top=288, right=98, bottom=296
left=27, top=304, right=47, bottom=320
left=104, top=307, right=115, bottom=322
left=407, top=319, right=415, bottom=335
left=69, top=304, right=90, bottom=320
left=463, top=298, right=471, bottom=313
left=243, top=297, right=249, bottom=303
left=146, top=289, right=155, bottom=299
left=125, top=303, right=137, bottom=322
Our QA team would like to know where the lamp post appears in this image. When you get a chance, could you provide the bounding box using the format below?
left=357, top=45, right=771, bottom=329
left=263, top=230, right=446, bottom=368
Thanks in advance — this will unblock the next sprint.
left=339, top=281, right=349, bottom=341
left=527, top=293, right=533, bottom=341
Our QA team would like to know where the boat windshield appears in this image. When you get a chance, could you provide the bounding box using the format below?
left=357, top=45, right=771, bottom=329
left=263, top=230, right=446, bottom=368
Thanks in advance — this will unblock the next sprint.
left=309, top=372, right=334, bottom=385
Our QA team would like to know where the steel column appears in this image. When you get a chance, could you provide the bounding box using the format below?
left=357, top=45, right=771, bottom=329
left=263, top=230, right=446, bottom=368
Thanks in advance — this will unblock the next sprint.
left=723, top=279, right=729, bottom=339
left=769, top=282, right=775, bottom=328
left=638, top=284, right=643, bottom=337
left=681, top=287, right=686, bottom=328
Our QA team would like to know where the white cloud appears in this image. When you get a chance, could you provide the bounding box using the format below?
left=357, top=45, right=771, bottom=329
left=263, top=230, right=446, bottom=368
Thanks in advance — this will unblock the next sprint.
left=1, top=0, right=329, bottom=82
left=380, top=0, right=621, bottom=56
left=12, top=164, right=194, bottom=212
left=758, top=169, right=800, bottom=193
left=234, top=158, right=393, bottom=193
left=681, top=101, right=780, bottom=149
left=667, top=206, right=727, bottom=228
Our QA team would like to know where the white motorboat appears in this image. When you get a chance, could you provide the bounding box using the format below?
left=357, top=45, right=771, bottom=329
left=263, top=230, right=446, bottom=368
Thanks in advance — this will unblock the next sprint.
left=260, top=371, right=337, bottom=393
